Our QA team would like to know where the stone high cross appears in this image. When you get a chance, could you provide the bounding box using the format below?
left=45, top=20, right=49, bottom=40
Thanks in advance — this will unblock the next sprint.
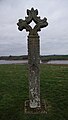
left=17, top=8, right=48, bottom=109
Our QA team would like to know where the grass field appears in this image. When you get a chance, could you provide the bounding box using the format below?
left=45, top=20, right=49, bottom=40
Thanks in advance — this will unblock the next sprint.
left=0, top=64, right=68, bottom=120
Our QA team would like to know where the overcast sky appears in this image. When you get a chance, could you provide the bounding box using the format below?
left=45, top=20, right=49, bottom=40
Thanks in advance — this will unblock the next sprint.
left=0, top=0, right=68, bottom=56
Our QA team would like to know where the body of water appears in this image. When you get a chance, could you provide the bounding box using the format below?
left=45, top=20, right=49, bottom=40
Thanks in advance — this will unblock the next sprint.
left=0, top=60, right=28, bottom=64
left=47, top=60, right=68, bottom=64
left=0, top=60, right=68, bottom=64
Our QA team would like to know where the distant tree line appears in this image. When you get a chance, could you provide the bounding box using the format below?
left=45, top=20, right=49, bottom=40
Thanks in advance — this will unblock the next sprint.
left=0, top=55, right=28, bottom=60
left=40, top=55, right=68, bottom=62
left=0, top=55, right=68, bottom=61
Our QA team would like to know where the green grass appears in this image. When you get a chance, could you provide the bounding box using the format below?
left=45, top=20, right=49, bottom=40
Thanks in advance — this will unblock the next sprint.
left=0, top=64, right=68, bottom=120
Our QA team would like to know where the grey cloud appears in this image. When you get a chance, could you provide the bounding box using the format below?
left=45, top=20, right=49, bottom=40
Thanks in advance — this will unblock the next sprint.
left=0, top=0, right=68, bottom=56
left=41, top=41, right=68, bottom=55
left=0, top=42, right=27, bottom=56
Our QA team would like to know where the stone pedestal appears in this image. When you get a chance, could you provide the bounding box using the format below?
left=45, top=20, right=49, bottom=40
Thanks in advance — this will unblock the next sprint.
left=24, top=99, right=47, bottom=114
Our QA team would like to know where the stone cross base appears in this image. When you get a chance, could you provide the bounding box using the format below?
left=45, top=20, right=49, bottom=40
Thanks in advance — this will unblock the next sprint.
left=24, top=99, right=47, bottom=114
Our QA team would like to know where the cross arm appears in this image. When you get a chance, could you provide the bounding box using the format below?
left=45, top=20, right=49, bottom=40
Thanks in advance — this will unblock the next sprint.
left=34, top=17, right=48, bottom=32
left=17, top=19, right=32, bottom=32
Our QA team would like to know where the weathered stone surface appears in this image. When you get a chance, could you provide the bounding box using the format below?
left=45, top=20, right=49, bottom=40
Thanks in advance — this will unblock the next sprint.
left=28, top=34, right=40, bottom=108
left=17, top=8, right=48, bottom=109
left=17, top=8, right=48, bottom=35
left=24, top=99, right=47, bottom=114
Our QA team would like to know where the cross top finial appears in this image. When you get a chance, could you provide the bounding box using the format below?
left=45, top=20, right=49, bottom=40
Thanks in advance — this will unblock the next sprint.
left=17, top=8, right=48, bottom=35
